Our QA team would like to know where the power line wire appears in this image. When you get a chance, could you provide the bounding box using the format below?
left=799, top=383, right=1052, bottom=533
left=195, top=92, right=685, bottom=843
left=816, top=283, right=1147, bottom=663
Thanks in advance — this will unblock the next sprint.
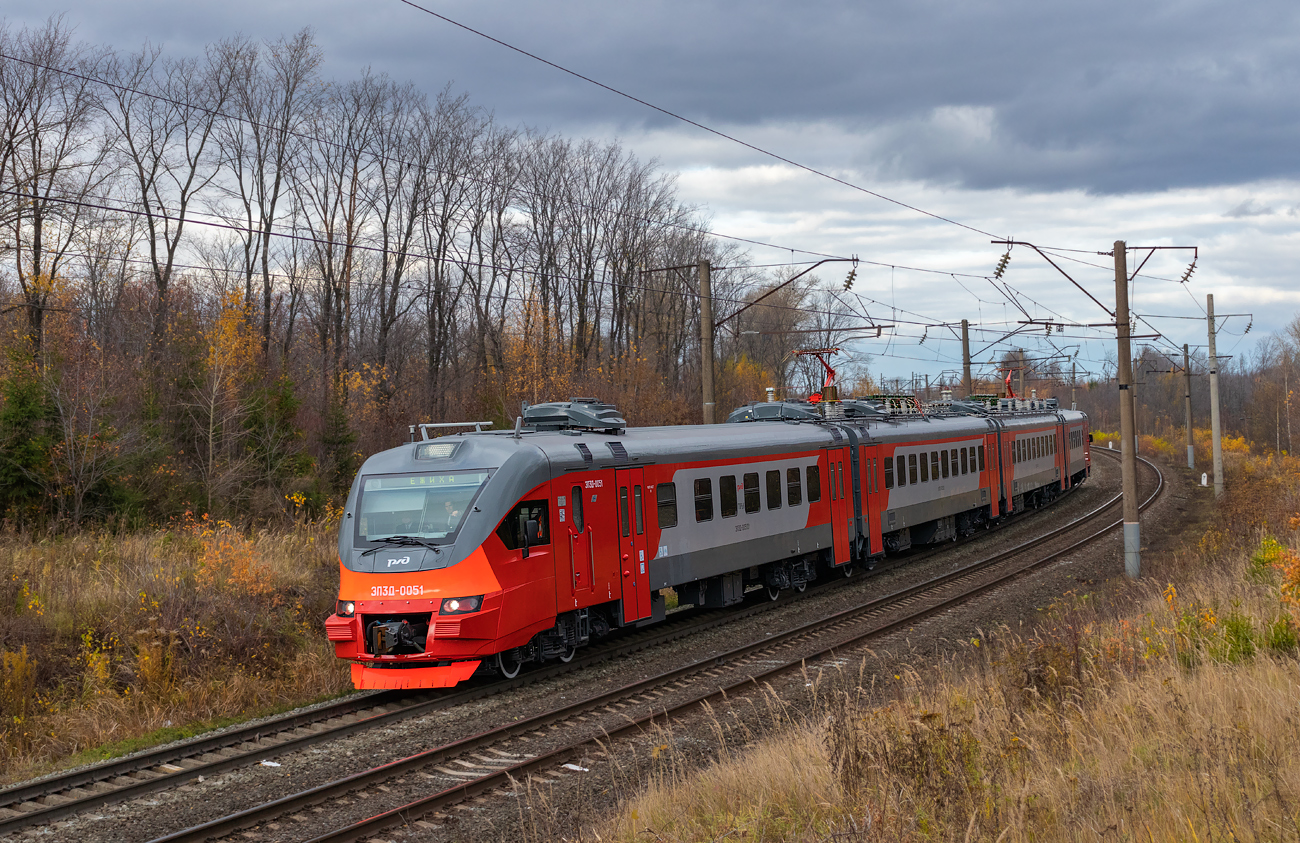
left=0, top=48, right=848, bottom=262
left=2, top=188, right=881, bottom=324
left=395, top=0, right=1004, bottom=241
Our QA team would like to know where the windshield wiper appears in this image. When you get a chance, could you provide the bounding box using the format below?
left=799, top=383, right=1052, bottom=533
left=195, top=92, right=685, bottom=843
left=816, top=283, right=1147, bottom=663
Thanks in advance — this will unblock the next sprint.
left=361, top=535, right=443, bottom=557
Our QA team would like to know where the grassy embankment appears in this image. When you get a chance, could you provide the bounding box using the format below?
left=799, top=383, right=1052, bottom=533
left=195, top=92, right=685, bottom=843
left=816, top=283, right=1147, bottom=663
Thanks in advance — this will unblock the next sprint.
left=585, top=429, right=1300, bottom=842
left=0, top=510, right=350, bottom=785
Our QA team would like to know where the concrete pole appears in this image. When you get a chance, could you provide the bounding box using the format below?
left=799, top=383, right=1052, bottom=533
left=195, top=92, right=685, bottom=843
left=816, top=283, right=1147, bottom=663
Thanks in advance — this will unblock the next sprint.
left=1184, top=343, right=1194, bottom=469
left=1115, top=241, right=1140, bottom=579
left=961, top=319, right=972, bottom=397
left=699, top=259, right=715, bottom=424
left=1071, top=360, right=1077, bottom=410
left=1017, top=348, right=1025, bottom=400
left=1208, top=294, right=1224, bottom=497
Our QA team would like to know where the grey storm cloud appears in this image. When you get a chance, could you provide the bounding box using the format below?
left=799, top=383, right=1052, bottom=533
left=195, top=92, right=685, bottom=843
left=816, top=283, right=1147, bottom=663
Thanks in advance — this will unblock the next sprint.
left=1225, top=199, right=1274, bottom=218
left=15, top=0, right=1300, bottom=196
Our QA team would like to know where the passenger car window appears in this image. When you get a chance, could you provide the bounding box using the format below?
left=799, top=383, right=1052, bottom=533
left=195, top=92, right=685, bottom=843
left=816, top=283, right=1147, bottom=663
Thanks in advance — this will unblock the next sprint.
left=634, top=485, right=644, bottom=534
left=908, top=454, right=918, bottom=485
left=766, top=470, right=782, bottom=509
left=896, top=455, right=906, bottom=487
left=694, top=478, right=713, bottom=522
left=884, top=458, right=894, bottom=489
left=744, top=472, right=761, bottom=512
left=620, top=487, right=630, bottom=537
left=720, top=475, right=738, bottom=518
left=806, top=466, right=821, bottom=502
left=657, top=483, right=677, bottom=528
left=787, top=467, right=802, bottom=506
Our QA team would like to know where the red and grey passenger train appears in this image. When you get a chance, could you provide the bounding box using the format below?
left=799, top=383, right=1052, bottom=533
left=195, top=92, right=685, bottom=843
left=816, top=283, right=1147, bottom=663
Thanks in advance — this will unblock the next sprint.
left=325, top=396, right=1090, bottom=689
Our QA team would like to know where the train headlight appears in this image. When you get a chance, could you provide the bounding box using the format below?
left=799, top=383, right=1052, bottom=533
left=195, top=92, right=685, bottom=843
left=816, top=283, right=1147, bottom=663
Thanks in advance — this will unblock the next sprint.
left=336, top=600, right=356, bottom=617
left=440, top=595, right=483, bottom=615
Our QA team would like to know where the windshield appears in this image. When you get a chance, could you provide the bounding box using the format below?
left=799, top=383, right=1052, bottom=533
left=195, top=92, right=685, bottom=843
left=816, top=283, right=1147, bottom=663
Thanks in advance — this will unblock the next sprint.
left=355, top=470, right=491, bottom=544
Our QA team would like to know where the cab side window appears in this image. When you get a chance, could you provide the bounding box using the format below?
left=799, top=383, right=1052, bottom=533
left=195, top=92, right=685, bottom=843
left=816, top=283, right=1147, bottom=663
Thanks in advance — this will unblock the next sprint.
left=495, top=499, right=550, bottom=550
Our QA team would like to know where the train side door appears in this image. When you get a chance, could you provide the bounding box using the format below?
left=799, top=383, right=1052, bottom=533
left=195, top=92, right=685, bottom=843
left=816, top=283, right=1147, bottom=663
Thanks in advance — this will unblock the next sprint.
left=985, top=433, right=1001, bottom=516
left=615, top=467, right=652, bottom=623
left=828, top=448, right=851, bottom=565
left=559, top=481, right=594, bottom=609
left=1057, top=419, right=1068, bottom=490
left=861, top=444, right=881, bottom=556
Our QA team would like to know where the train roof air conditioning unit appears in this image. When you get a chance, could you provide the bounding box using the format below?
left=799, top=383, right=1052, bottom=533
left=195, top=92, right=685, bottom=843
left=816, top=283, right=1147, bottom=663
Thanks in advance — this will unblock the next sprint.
left=523, top=398, right=627, bottom=433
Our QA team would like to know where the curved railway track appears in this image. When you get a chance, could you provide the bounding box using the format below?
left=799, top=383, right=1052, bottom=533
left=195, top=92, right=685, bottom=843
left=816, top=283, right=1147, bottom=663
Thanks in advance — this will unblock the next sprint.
left=0, top=449, right=1148, bottom=842
left=157, top=450, right=1159, bottom=843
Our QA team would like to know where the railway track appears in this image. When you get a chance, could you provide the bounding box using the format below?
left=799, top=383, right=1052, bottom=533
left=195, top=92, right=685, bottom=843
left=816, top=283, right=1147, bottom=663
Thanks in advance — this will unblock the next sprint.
left=141, top=450, right=1159, bottom=843
left=0, top=450, right=1140, bottom=842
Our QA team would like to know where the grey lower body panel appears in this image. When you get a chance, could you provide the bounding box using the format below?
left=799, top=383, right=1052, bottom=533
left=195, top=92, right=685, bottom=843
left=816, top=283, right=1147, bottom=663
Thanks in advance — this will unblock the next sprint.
left=648, top=524, right=834, bottom=590
left=1011, top=468, right=1060, bottom=496
left=884, top=487, right=989, bottom=532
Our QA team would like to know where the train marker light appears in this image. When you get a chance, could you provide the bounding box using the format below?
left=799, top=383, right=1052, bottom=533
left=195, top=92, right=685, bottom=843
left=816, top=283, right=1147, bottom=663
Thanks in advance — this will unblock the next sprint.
left=441, top=595, right=484, bottom=615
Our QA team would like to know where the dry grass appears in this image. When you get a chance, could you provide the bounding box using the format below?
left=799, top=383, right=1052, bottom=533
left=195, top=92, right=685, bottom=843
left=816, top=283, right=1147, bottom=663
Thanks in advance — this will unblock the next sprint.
left=591, top=449, right=1300, bottom=842
left=0, top=514, right=351, bottom=784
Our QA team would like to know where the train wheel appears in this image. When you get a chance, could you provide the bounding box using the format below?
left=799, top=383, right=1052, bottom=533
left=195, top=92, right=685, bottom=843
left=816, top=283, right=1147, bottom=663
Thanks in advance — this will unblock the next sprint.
left=558, top=646, right=576, bottom=663
left=767, top=585, right=781, bottom=601
left=841, top=564, right=855, bottom=578
left=496, top=649, right=523, bottom=679
left=794, top=580, right=807, bottom=593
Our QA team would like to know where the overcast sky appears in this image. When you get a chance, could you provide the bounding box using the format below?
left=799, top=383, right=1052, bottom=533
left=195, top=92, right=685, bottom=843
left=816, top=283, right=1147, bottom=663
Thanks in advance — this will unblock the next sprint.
left=10, top=1, right=1298, bottom=385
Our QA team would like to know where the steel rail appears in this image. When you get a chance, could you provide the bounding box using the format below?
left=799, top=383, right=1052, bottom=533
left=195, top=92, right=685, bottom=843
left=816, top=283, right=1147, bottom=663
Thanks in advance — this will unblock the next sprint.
left=0, top=555, right=873, bottom=831
left=153, top=450, right=1150, bottom=843
left=309, top=451, right=1159, bottom=843
left=0, top=604, right=728, bottom=833
left=0, top=451, right=1103, bottom=833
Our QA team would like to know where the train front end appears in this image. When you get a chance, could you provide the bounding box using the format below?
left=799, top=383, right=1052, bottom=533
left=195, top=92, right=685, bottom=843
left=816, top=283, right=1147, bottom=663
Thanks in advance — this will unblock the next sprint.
left=324, top=431, right=550, bottom=689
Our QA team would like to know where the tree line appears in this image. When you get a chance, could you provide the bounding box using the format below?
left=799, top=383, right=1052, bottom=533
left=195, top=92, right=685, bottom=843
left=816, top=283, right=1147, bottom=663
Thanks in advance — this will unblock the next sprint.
left=0, top=18, right=857, bottom=529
